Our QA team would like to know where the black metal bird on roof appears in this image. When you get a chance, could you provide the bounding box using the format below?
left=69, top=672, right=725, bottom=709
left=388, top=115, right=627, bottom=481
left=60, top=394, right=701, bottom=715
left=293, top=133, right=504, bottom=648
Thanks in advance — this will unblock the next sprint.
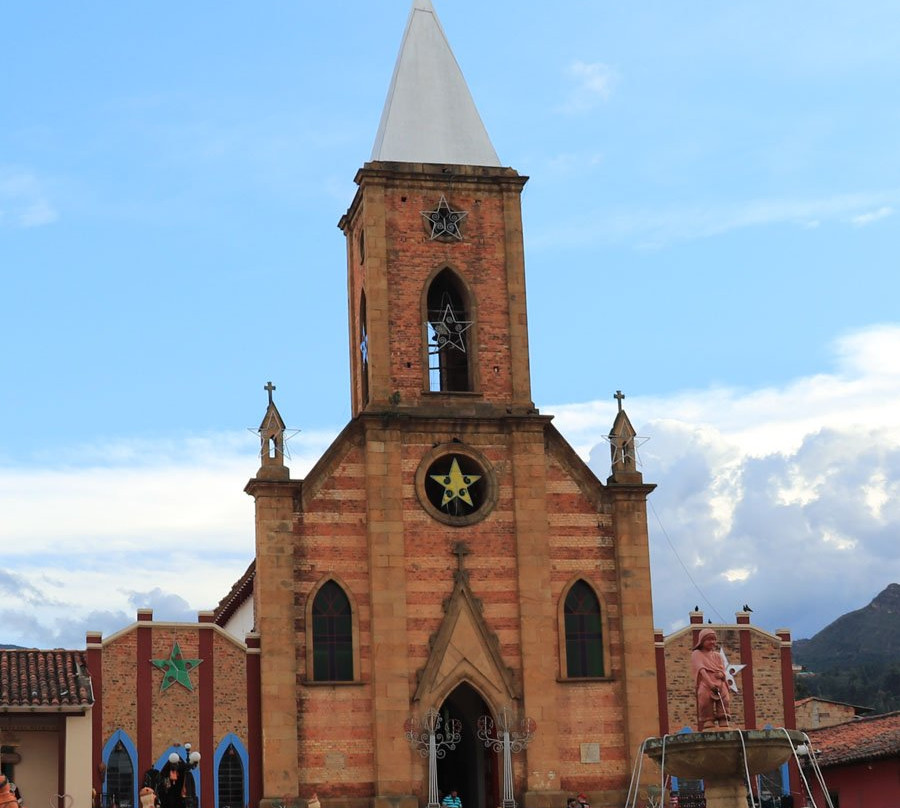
left=743, top=604, right=753, bottom=612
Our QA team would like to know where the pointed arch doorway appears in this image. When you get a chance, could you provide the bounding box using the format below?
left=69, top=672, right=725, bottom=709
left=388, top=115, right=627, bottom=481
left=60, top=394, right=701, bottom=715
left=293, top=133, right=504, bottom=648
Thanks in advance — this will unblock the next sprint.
left=436, top=684, right=499, bottom=808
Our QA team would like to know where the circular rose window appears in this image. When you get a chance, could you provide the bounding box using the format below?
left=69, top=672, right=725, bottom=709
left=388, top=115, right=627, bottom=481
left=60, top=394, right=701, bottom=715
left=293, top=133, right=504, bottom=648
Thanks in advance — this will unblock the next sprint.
left=415, top=444, right=497, bottom=526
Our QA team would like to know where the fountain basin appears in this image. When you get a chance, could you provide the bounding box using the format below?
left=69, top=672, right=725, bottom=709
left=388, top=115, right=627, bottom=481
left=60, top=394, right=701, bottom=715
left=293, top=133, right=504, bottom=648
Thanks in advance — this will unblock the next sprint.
left=644, top=729, right=804, bottom=780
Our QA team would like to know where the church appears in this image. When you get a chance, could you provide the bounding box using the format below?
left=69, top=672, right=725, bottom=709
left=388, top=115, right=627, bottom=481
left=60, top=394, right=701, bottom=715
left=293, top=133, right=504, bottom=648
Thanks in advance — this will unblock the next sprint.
left=244, top=3, right=658, bottom=808
left=2, top=4, right=662, bottom=808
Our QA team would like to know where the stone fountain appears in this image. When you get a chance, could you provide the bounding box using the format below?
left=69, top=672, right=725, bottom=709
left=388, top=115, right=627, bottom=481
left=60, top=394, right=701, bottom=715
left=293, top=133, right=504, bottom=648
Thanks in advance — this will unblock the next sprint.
left=644, top=727, right=805, bottom=807
left=643, top=627, right=805, bottom=807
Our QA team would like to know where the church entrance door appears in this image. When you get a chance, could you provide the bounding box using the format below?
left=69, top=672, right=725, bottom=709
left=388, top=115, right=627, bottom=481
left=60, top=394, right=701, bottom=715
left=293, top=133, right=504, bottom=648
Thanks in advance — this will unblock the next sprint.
left=436, top=684, right=498, bottom=808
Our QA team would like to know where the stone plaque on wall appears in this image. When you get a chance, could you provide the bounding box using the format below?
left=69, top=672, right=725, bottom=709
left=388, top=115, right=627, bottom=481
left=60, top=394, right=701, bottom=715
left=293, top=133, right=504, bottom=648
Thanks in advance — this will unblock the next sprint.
left=580, top=742, right=601, bottom=763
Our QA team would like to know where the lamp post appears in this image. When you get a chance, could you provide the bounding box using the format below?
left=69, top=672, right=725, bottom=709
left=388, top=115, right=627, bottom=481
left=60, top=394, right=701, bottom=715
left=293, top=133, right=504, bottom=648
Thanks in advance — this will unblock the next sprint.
left=165, top=744, right=201, bottom=808
left=169, top=743, right=202, bottom=770
left=405, top=707, right=462, bottom=808
left=477, top=705, right=536, bottom=808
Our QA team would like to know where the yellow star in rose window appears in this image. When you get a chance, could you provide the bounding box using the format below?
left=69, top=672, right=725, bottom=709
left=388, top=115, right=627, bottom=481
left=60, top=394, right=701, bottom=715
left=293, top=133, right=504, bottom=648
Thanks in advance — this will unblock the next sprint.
left=429, top=457, right=481, bottom=509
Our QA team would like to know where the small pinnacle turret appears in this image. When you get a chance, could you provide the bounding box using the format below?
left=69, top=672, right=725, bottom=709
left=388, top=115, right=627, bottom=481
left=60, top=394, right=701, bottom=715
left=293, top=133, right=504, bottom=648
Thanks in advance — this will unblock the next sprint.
left=608, top=390, right=642, bottom=483
left=257, top=381, right=289, bottom=480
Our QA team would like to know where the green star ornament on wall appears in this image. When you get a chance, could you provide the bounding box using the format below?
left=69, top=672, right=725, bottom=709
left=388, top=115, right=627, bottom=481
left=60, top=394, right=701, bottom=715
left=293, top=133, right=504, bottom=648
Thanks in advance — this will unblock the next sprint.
left=152, top=641, right=203, bottom=692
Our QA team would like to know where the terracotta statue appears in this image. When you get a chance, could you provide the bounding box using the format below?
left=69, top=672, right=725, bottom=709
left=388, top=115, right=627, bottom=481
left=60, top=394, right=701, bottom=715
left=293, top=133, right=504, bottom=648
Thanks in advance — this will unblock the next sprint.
left=691, top=628, right=731, bottom=730
left=0, top=777, right=19, bottom=808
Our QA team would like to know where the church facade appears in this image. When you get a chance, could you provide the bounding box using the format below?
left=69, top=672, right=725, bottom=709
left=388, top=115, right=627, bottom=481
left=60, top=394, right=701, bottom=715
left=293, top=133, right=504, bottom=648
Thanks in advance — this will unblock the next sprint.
left=245, top=4, right=658, bottom=808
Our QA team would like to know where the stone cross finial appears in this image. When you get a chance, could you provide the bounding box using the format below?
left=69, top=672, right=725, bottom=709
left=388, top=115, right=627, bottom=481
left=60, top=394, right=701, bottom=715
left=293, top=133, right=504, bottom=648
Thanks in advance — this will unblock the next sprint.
left=264, top=381, right=276, bottom=406
left=452, top=541, right=471, bottom=581
left=614, top=390, right=625, bottom=412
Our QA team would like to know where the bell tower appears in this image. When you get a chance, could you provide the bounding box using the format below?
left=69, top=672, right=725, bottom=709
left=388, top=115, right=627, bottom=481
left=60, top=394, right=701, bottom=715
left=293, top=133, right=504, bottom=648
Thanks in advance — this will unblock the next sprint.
left=339, top=1, right=534, bottom=419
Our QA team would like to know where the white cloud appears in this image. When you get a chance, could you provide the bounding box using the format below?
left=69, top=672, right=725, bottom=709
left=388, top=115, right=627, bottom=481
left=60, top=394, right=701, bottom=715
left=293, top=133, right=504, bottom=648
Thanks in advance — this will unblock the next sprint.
left=0, top=168, right=58, bottom=228
left=851, top=206, right=893, bottom=227
left=559, top=61, right=618, bottom=113
left=0, top=429, right=334, bottom=648
left=528, top=189, right=900, bottom=249
left=550, top=323, right=900, bottom=638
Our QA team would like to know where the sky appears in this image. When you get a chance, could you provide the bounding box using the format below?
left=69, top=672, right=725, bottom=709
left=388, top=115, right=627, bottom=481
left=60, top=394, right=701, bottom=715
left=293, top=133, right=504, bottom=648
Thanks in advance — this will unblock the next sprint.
left=2, top=1, right=899, bottom=649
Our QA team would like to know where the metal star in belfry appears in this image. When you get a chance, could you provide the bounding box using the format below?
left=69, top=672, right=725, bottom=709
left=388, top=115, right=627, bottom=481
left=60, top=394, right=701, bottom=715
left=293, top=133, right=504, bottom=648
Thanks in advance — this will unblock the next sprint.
left=430, top=457, right=481, bottom=509
left=421, top=195, right=468, bottom=240
left=431, top=305, right=472, bottom=352
left=152, top=641, right=202, bottom=692
left=603, top=433, right=650, bottom=467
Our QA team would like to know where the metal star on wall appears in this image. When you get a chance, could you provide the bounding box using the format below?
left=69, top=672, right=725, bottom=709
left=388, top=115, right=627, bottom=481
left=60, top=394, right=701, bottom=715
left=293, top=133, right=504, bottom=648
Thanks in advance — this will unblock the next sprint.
left=429, top=457, right=481, bottom=509
left=421, top=195, right=468, bottom=240
left=152, top=641, right=203, bottom=692
left=431, top=305, right=472, bottom=352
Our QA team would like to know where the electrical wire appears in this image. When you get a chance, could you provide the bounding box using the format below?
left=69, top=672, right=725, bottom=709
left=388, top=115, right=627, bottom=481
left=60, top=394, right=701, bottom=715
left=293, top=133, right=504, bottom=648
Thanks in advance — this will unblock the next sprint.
left=649, top=498, right=727, bottom=623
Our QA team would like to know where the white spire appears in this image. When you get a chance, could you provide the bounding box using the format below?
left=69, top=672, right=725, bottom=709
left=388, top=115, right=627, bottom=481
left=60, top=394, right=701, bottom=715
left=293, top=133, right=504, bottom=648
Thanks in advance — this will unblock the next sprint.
left=370, top=0, right=501, bottom=167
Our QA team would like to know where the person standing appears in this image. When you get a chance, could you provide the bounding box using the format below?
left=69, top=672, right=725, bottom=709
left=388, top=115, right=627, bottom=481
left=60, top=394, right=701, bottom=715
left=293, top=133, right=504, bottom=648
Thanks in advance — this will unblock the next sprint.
left=441, top=789, right=462, bottom=808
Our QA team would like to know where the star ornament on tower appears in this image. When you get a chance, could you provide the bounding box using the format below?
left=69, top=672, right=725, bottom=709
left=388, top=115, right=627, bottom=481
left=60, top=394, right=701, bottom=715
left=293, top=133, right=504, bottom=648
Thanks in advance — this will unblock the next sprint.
left=431, top=305, right=472, bottom=353
left=430, top=457, right=481, bottom=509
left=152, top=641, right=203, bottom=692
left=421, top=195, right=468, bottom=240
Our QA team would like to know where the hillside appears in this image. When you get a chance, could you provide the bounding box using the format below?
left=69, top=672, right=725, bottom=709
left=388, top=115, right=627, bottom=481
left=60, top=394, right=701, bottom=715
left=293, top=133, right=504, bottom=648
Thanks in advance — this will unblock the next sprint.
left=793, top=583, right=900, bottom=714
left=793, top=583, right=900, bottom=669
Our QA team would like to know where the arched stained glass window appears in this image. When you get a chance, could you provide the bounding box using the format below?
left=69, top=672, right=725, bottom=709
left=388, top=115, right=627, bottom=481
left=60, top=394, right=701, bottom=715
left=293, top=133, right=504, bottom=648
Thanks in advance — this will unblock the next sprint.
left=216, top=743, right=244, bottom=808
left=564, top=580, right=604, bottom=677
left=359, top=291, right=369, bottom=406
left=107, top=740, right=135, bottom=808
left=312, top=580, right=353, bottom=681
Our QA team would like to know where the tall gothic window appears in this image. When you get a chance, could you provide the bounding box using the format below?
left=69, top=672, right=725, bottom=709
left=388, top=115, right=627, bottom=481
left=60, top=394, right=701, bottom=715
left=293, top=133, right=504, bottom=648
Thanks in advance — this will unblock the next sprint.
left=426, top=269, right=472, bottom=392
left=564, top=580, right=604, bottom=677
left=107, top=740, right=135, bottom=808
left=216, top=744, right=244, bottom=808
left=312, top=580, right=353, bottom=681
left=359, top=292, right=369, bottom=406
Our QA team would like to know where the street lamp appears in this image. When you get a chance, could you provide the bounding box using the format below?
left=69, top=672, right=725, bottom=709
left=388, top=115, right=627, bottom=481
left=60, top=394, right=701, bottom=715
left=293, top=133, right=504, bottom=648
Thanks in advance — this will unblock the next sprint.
left=169, top=743, right=202, bottom=770
left=161, top=744, right=201, bottom=808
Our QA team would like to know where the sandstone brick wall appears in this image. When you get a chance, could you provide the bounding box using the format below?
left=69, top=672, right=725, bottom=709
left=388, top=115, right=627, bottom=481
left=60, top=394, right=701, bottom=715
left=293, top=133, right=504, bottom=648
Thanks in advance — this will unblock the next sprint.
left=102, top=627, right=139, bottom=742
left=99, top=623, right=249, bottom=763
left=750, top=631, right=786, bottom=728
left=293, top=442, right=375, bottom=796
left=545, top=456, right=630, bottom=794
left=380, top=182, right=517, bottom=405
left=213, top=631, right=250, bottom=745
left=795, top=699, right=856, bottom=730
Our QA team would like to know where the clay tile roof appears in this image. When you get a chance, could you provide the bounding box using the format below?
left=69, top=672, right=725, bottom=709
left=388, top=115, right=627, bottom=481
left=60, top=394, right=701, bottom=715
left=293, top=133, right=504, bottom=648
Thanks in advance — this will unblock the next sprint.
left=0, top=649, right=93, bottom=710
left=806, top=711, right=900, bottom=767
left=213, top=560, right=255, bottom=627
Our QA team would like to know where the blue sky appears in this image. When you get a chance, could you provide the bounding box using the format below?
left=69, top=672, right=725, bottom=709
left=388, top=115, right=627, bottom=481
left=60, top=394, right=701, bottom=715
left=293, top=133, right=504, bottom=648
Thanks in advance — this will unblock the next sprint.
left=2, top=1, right=899, bottom=649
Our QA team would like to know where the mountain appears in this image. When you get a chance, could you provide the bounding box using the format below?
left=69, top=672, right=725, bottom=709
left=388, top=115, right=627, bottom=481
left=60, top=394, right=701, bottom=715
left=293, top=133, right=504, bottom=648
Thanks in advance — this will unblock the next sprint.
left=793, top=582, right=900, bottom=670
left=793, top=583, right=900, bottom=714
